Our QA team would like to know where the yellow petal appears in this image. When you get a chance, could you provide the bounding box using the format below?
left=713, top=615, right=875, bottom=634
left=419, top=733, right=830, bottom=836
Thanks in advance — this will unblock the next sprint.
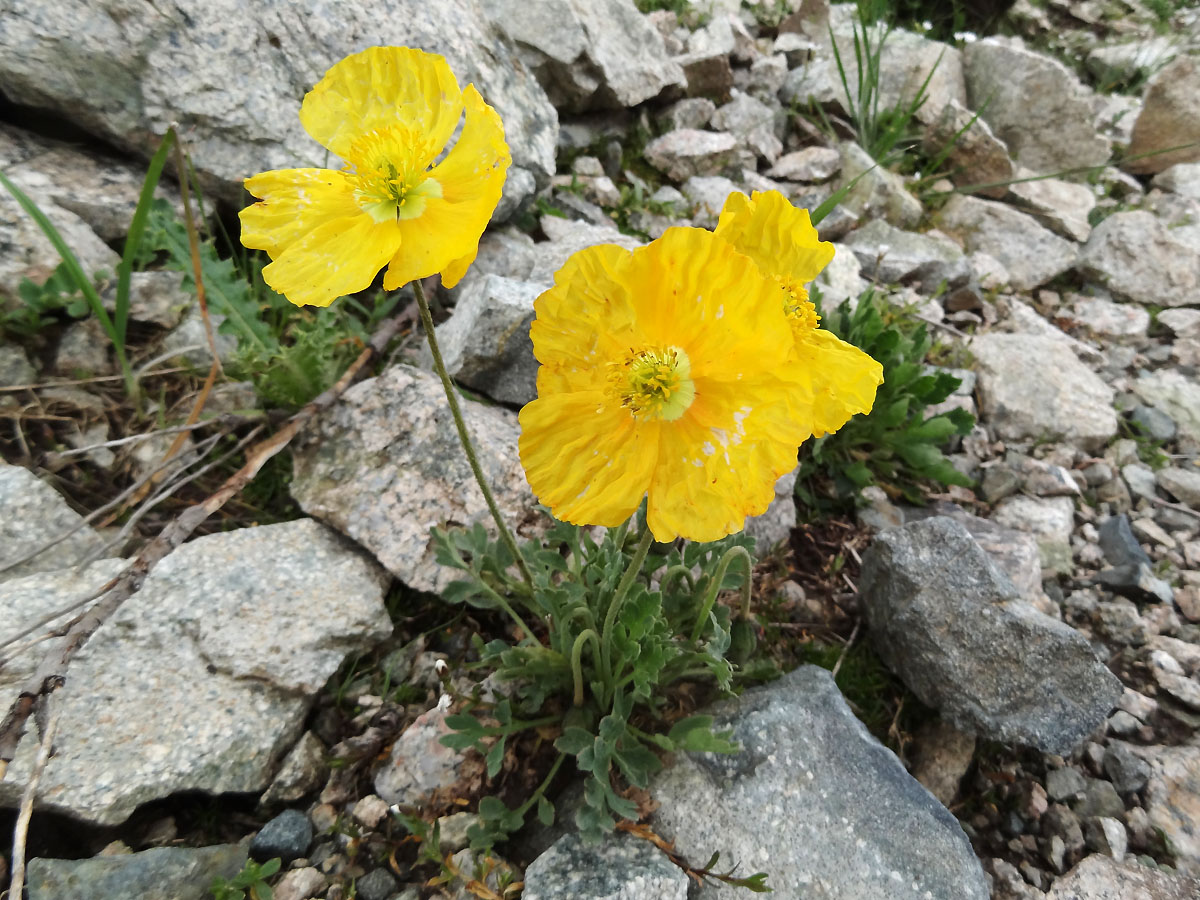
left=530, top=243, right=637, bottom=396
left=616, top=227, right=794, bottom=384
left=240, top=168, right=362, bottom=259
left=260, top=214, right=401, bottom=308
left=646, top=378, right=802, bottom=542
left=715, top=190, right=834, bottom=286
left=299, top=46, right=463, bottom=160
left=519, top=392, right=659, bottom=527
left=381, top=84, right=511, bottom=290
left=793, top=328, right=884, bottom=437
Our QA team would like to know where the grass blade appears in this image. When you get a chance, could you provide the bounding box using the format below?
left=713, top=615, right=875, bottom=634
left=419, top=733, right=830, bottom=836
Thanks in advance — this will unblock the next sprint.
left=116, top=128, right=176, bottom=347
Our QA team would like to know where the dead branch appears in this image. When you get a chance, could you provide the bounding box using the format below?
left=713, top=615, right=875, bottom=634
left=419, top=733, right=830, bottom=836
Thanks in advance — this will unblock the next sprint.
left=6, top=695, right=60, bottom=900
left=0, top=306, right=410, bottom=782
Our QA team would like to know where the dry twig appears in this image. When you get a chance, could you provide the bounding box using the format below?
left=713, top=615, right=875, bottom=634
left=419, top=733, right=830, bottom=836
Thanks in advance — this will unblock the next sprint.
left=6, top=696, right=61, bottom=900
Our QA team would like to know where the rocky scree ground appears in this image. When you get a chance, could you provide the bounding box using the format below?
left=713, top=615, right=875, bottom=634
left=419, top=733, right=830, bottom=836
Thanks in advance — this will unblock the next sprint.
left=3, top=0, right=1200, bottom=898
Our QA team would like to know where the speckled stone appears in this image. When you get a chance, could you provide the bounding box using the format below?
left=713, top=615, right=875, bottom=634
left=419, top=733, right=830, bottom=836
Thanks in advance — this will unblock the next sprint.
left=27, top=844, right=248, bottom=900
left=291, top=364, right=543, bottom=594
left=651, top=665, right=988, bottom=899
left=523, top=832, right=688, bottom=900
left=860, top=517, right=1123, bottom=755
left=0, top=519, right=391, bottom=825
left=0, top=462, right=108, bottom=583
left=1045, top=854, right=1200, bottom=899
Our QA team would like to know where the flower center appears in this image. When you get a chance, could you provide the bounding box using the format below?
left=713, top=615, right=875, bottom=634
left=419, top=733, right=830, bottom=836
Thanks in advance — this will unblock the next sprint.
left=612, top=346, right=695, bottom=421
left=782, top=280, right=820, bottom=334
left=344, top=126, right=444, bottom=223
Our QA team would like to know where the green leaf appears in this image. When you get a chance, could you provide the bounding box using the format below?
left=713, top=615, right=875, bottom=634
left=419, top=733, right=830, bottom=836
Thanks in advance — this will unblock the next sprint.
left=485, top=735, right=506, bottom=778
left=537, top=796, right=555, bottom=827
left=555, top=726, right=595, bottom=757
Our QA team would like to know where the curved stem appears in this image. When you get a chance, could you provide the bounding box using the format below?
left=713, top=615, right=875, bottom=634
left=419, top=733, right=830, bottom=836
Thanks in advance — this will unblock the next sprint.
left=514, top=752, right=566, bottom=817
left=443, top=539, right=537, bottom=642
left=570, top=628, right=601, bottom=706
left=600, top=522, right=654, bottom=699
left=413, top=279, right=535, bottom=591
left=659, top=564, right=695, bottom=596
left=690, top=545, right=753, bottom=644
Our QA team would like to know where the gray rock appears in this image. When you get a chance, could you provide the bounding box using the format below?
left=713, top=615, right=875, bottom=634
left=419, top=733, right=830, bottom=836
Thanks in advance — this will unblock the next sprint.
left=843, top=219, right=970, bottom=290
left=1126, top=56, right=1200, bottom=175
left=1153, top=162, right=1200, bottom=201
left=991, top=495, right=1075, bottom=574
left=0, top=343, right=36, bottom=387
left=1073, top=778, right=1125, bottom=820
left=937, top=196, right=1077, bottom=291
left=1045, top=854, right=1200, bottom=899
left=291, top=365, right=540, bottom=594
left=651, top=665, right=988, bottom=899
left=680, top=174, right=739, bottom=228
left=0, top=462, right=107, bottom=582
left=644, top=129, right=738, bottom=182
left=1159, top=467, right=1200, bottom=508
left=909, top=719, right=976, bottom=808
left=767, top=146, right=841, bottom=182
left=814, top=242, right=866, bottom=306
left=1133, top=370, right=1200, bottom=445
left=374, top=706, right=478, bottom=806
left=1086, top=37, right=1177, bottom=89
left=27, top=845, right=248, bottom=900
left=1070, top=295, right=1150, bottom=339
left=160, top=308, right=239, bottom=369
left=274, top=868, right=328, bottom=900
left=1008, top=174, right=1096, bottom=243
left=1123, top=463, right=1161, bottom=501
left=710, top=90, right=782, bottom=164
left=482, top=0, right=684, bottom=112
left=1083, top=816, right=1128, bottom=860
left=1078, top=211, right=1200, bottom=308
left=0, top=0, right=556, bottom=210
left=259, top=732, right=328, bottom=808
left=971, top=334, right=1117, bottom=452
left=355, top=866, right=400, bottom=900
left=1104, top=741, right=1152, bottom=795
left=1159, top=308, right=1200, bottom=337
left=54, top=318, right=113, bottom=377
left=0, top=520, right=391, bottom=825
left=920, top=99, right=1014, bottom=200
left=665, top=97, right=716, bottom=131
left=251, top=808, right=313, bottom=863
left=1045, top=766, right=1087, bottom=802
left=1094, top=563, right=1175, bottom=607
left=102, top=270, right=193, bottom=329
left=859, top=517, right=1123, bottom=754
left=522, top=832, right=688, bottom=900
left=530, top=217, right=643, bottom=284
left=834, top=141, right=923, bottom=229
left=963, top=36, right=1111, bottom=174
left=436, top=274, right=541, bottom=407
left=1098, top=515, right=1152, bottom=569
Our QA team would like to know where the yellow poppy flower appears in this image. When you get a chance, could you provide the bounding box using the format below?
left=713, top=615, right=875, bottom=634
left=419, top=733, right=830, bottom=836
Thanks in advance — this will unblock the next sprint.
left=714, top=190, right=883, bottom=438
left=239, top=46, right=510, bottom=307
left=518, top=227, right=818, bottom=543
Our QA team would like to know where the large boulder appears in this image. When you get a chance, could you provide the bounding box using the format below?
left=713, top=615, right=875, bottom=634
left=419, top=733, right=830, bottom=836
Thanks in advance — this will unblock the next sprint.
left=0, top=520, right=391, bottom=825
left=971, top=333, right=1117, bottom=451
left=1125, top=56, right=1200, bottom=175
left=963, top=36, right=1111, bottom=174
left=937, top=195, right=1077, bottom=291
left=0, top=0, right=557, bottom=211
left=860, top=517, right=1123, bottom=755
left=480, top=0, right=684, bottom=112
left=1078, top=211, right=1200, bottom=308
left=290, top=364, right=539, bottom=594
left=651, top=665, right=989, bottom=899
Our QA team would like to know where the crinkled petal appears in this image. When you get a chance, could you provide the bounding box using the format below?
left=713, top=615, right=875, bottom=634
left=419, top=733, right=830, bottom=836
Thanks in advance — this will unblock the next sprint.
left=646, top=378, right=802, bottom=542
left=519, top=392, right=659, bottom=527
left=793, top=328, right=884, bottom=437
left=530, top=243, right=637, bottom=396
left=240, top=169, right=362, bottom=259
left=715, top=190, right=834, bottom=285
left=615, top=227, right=794, bottom=382
left=260, top=214, right=401, bottom=308
left=299, top=46, right=463, bottom=160
left=381, top=85, right=510, bottom=290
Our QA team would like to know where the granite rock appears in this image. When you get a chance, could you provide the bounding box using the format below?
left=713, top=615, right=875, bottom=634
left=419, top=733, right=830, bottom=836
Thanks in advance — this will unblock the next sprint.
left=1125, top=56, right=1200, bottom=175
left=522, top=833, right=688, bottom=900
left=860, top=517, right=1123, bottom=754
left=27, top=845, right=248, bottom=900
left=1045, top=854, right=1200, bottom=899
left=650, top=665, right=989, bottom=899
left=0, top=520, right=391, bottom=825
left=1078, top=211, right=1200, bottom=309
left=0, top=462, right=107, bottom=583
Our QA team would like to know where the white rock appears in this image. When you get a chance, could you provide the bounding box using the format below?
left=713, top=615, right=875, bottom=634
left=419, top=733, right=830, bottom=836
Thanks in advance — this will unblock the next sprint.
left=1078, top=211, right=1200, bottom=308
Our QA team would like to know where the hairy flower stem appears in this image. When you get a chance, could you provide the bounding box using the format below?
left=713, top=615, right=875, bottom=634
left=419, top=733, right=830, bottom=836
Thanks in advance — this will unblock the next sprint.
left=570, top=628, right=601, bottom=706
left=600, top=522, right=654, bottom=697
left=413, top=279, right=536, bottom=592
left=691, top=545, right=753, bottom=643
